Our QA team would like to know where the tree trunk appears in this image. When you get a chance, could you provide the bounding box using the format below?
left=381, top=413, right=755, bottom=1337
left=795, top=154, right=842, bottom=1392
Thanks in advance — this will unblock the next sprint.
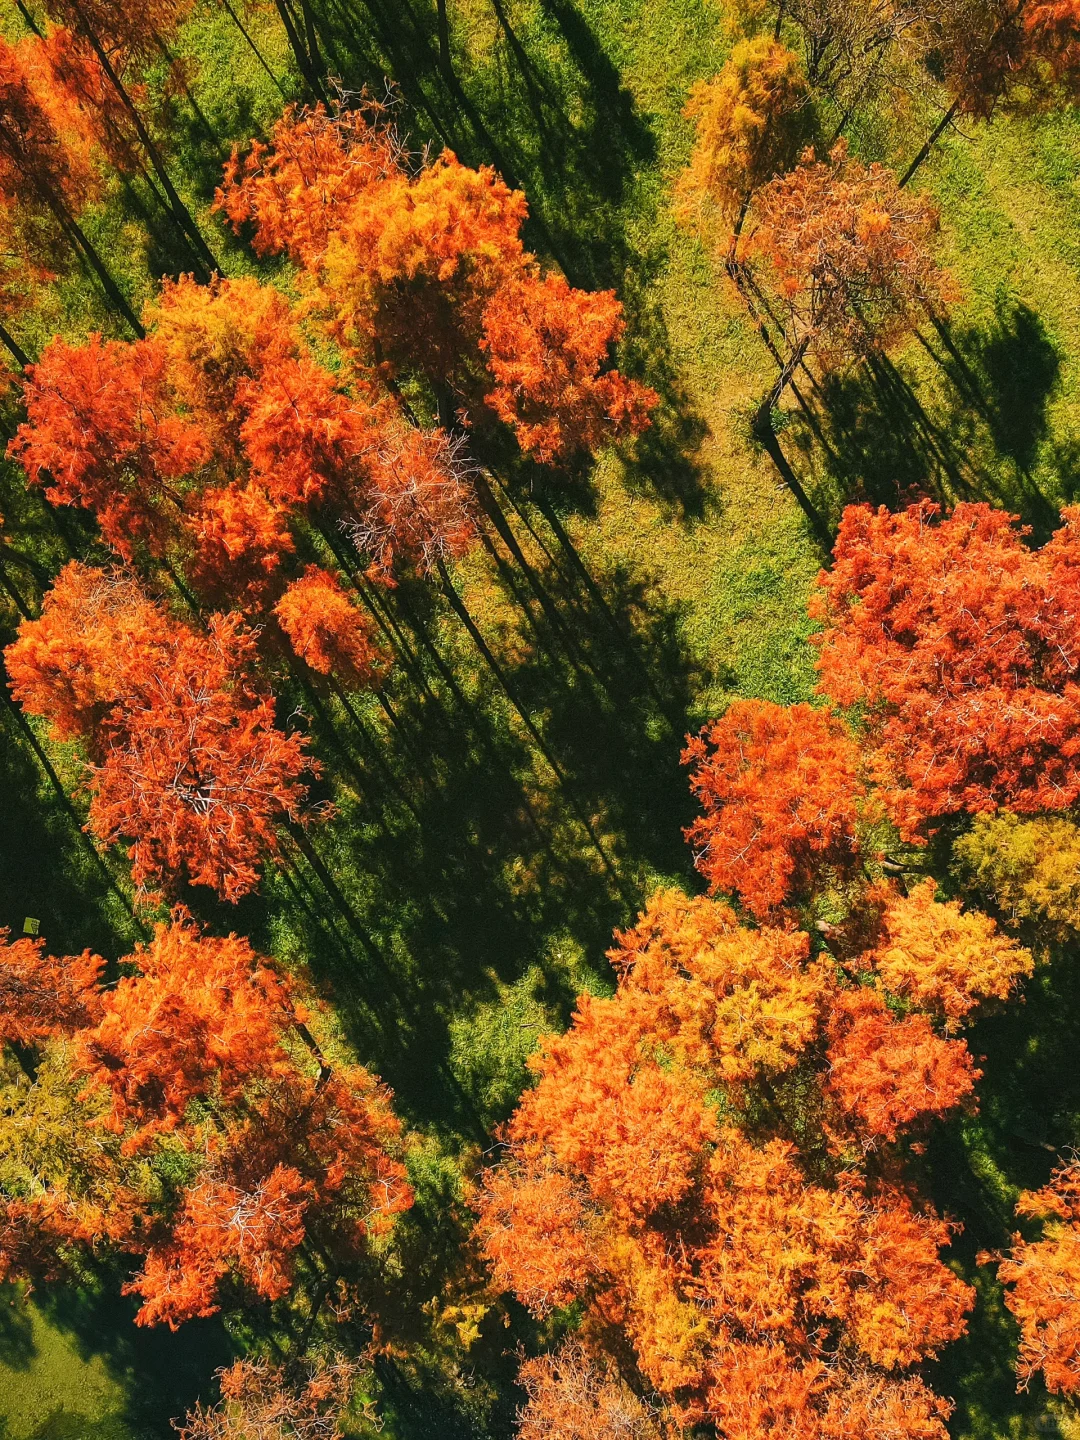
left=14, top=0, right=42, bottom=38
left=752, top=401, right=835, bottom=556
left=900, top=99, right=960, bottom=188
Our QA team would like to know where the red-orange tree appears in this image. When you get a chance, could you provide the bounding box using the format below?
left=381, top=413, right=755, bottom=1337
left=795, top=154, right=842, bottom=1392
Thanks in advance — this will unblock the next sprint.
left=0, top=917, right=412, bottom=1330
left=682, top=698, right=865, bottom=919
left=813, top=500, right=1080, bottom=838
left=993, top=1157, right=1080, bottom=1394
left=5, top=563, right=315, bottom=901
left=215, top=98, right=656, bottom=464
left=740, top=140, right=956, bottom=369
left=475, top=880, right=1028, bottom=1436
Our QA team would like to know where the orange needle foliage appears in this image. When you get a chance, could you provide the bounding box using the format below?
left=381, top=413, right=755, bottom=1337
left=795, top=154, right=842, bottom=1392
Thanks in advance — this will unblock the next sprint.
left=824, top=987, right=978, bottom=1142
left=740, top=141, right=956, bottom=366
left=74, top=921, right=297, bottom=1145
left=11, top=334, right=210, bottom=560
left=215, top=98, right=656, bottom=463
left=994, top=1157, right=1080, bottom=1394
left=274, top=566, right=388, bottom=688
left=475, top=884, right=994, bottom=1436
left=0, top=918, right=412, bottom=1330
left=6, top=563, right=315, bottom=901
left=187, top=481, right=295, bottom=609
left=865, top=878, right=1033, bottom=1027
left=682, top=698, right=865, bottom=919
left=813, top=500, right=1080, bottom=836
left=41, top=0, right=196, bottom=72
left=675, top=37, right=811, bottom=238
left=0, top=930, right=103, bottom=1046
left=9, top=272, right=475, bottom=598
left=515, top=1341, right=672, bottom=1440
left=0, top=29, right=113, bottom=326
left=176, top=1354, right=363, bottom=1440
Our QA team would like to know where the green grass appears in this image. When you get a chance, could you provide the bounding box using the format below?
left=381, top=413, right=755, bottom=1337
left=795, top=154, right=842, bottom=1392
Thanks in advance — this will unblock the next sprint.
left=7, top=0, right=1080, bottom=1433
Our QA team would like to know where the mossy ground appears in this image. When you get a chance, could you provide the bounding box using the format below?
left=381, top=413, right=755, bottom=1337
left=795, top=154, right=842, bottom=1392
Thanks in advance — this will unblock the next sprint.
left=4, top=0, right=1080, bottom=1433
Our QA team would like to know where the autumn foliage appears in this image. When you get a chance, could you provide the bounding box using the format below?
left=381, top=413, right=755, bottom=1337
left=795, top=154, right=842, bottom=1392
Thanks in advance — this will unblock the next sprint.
left=682, top=698, right=865, bottom=919
left=676, top=37, right=811, bottom=237
left=176, top=1355, right=364, bottom=1440
left=274, top=567, right=387, bottom=688
left=215, top=98, right=656, bottom=463
left=0, top=918, right=411, bottom=1330
left=5, top=563, right=314, bottom=900
left=994, top=1158, right=1080, bottom=1394
left=741, top=141, right=956, bottom=366
left=912, top=0, right=1080, bottom=117
left=515, top=1342, right=671, bottom=1440
left=813, top=500, right=1080, bottom=837
left=475, top=876, right=1027, bottom=1435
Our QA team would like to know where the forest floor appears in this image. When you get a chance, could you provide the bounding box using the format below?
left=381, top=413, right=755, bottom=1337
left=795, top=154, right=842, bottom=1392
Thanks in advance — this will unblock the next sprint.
left=5, top=0, right=1080, bottom=1435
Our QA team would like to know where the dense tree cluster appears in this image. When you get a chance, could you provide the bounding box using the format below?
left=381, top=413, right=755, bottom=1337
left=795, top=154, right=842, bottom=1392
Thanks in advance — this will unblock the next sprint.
left=475, top=878, right=1028, bottom=1436
left=4, top=0, right=1080, bottom=1430
left=215, top=98, right=657, bottom=465
left=0, top=919, right=411, bottom=1330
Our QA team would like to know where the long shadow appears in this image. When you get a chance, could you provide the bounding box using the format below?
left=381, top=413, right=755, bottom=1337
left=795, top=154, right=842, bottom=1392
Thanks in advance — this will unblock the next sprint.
left=786, top=297, right=1067, bottom=534
left=920, top=926, right=1080, bottom=1438
left=0, top=709, right=132, bottom=962
left=34, top=1276, right=233, bottom=1439
left=216, top=513, right=704, bottom=1145
left=318, top=0, right=655, bottom=287
left=0, top=1286, right=34, bottom=1371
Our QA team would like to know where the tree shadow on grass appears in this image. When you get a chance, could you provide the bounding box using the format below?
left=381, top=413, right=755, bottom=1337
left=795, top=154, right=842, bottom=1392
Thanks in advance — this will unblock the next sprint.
left=34, top=1278, right=233, bottom=1440
left=785, top=297, right=1068, bottom=535
left=919, top=930, right=1080, bottom=1438
left=231, top=512, right=703, bottom=1145
left=0, top=709, right=133, bottom=962
left=0, top=1286, right=35, bottom=1371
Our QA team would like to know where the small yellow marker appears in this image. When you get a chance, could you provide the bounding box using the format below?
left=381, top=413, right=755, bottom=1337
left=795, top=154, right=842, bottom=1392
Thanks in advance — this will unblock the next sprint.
left=22, top=917, right=39, bottom=936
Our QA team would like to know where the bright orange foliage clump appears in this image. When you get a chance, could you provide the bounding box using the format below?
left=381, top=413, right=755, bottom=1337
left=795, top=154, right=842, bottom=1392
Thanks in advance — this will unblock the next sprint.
left=825, top=987, right=978, bottom=1142
left=994, top=1157, right=1080, bottom=1394
left=74, top=922, right=296, bottom=1146
left=682, top=698, right=864, bottom=919
left=866, top=879, right=1033, bottom=1027
left=215, top=98, right=656, bottom=463
left=0, top=918, right=412, bottom=1331
left=11, top=334, right=209, bottom=559
left=274, top=566, right=387, bottom=688
left=474, top=883, right=1005, bottom=1435
left=741, top=141, right=956, bottom=366
left=0, top=930, right=103, bottom=1046
left=813, top=500, right=1080, bottom=836
left=6, top=563, right=314, bottom=901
